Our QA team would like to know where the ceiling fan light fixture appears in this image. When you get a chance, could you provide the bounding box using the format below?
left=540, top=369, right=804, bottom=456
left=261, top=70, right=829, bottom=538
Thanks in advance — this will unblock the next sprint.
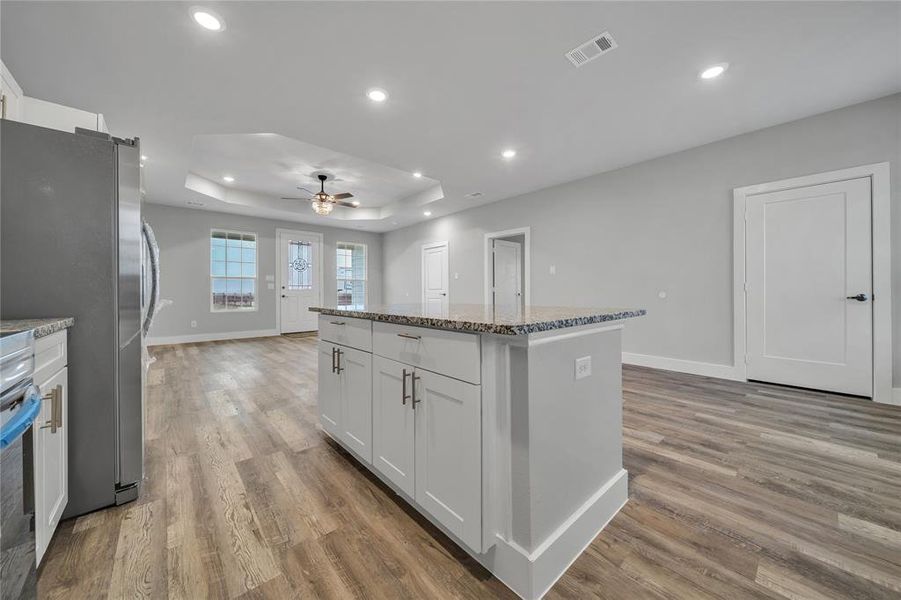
left=311, top=199, right=334, bottom=215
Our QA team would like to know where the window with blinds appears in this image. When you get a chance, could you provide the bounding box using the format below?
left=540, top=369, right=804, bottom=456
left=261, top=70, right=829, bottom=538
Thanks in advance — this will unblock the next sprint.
left=336, top=242, right=366, bottom=309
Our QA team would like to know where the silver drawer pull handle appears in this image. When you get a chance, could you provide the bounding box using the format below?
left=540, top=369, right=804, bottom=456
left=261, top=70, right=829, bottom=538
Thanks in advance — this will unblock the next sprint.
left=397, top=333, right=421, bottom=341
left=329, top=321, right=346, bottom=325
left=40, top=385, right=63, bottom=433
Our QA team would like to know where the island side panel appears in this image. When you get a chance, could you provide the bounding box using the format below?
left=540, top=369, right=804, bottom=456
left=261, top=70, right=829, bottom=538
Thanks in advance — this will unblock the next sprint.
left=524, top=324, right=627, bottom=549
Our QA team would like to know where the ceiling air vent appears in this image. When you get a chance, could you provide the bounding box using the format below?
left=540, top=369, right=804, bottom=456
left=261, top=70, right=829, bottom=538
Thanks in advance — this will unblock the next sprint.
left=565, top=31, right=618, bottom=68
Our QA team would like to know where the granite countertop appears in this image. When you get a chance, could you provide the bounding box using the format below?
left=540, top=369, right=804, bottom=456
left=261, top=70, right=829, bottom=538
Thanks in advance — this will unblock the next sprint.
left=0, top=318, right=74, bottom=339
left=310, top=304, right=645, bottom=335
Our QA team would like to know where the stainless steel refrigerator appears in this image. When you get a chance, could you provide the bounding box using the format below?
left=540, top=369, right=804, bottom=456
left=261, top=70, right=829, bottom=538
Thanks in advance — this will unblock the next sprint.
left=1, top=119, right=144, bottom=517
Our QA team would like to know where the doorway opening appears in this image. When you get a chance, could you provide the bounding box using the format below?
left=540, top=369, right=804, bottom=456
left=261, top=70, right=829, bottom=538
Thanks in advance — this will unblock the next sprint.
left=484, top=227, right=531, bottom=312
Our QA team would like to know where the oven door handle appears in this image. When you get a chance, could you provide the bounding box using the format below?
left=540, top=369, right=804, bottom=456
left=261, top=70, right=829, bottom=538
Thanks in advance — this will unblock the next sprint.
left=0, top=386, right=41, bottom=449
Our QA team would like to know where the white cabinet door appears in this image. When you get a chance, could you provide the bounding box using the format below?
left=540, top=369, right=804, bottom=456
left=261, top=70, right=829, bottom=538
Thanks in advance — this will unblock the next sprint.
left=318, top=341, right=341, bottom=438
left=34, top=366, right=68, bottom=566
left=337, top=346, right=372, bottom=463
left=414, top=370, right=481, bottom=551
left=372, top=356, right=415, bottom=497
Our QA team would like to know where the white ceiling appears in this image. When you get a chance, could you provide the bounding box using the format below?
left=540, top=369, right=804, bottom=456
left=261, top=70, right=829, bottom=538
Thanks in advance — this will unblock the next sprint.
left=2, top=1, right=899, bottom=232
left=185, top=133, right=442, bottom=224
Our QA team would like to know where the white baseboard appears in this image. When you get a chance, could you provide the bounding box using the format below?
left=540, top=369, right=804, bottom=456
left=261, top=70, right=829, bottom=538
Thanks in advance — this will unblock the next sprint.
left=889, top=387, right=901, bottom=406
left=622, top=351, right=741, bottom=381
left=145, top=328, right=279, bottom=346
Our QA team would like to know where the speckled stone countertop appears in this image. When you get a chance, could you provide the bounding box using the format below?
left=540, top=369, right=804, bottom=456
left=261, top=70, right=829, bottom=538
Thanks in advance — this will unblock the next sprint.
left=310, top=304, right=645, bottom=336
left=0, top=318, right=74, bottom=339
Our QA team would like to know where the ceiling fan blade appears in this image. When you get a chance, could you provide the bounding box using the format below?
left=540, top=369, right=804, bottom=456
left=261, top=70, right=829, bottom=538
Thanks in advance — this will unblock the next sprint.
left=280, top=196, right=311, bottom=200
left=336, top=201, right=358, bottom=208
left=332, top=192, right=353, bottom=200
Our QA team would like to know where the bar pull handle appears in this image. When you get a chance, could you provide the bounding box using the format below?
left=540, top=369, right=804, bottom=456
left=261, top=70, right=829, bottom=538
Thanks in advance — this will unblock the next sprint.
left=401, top=368, right=410, bottom=405
left=335, top=348, right=344, bottom=374
left=397, top=333, right=421, bottom=341
left=331, top=347, right=337, bottom=373
left=40, top=385, right=62, bottom=433
left=329, top=321, right=346, bottom=325
left=411, top=372, right=421, bottom=409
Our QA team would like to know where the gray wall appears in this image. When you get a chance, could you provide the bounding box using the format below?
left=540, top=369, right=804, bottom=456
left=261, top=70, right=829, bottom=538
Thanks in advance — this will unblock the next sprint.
left=383, top=93, right=901, bottom=386
left=144, top=204, right=383, bottom=340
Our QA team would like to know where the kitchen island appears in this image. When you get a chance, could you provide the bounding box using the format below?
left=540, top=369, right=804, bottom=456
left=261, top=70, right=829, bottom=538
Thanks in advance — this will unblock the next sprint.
left=310, top=304, right=645, bottom=600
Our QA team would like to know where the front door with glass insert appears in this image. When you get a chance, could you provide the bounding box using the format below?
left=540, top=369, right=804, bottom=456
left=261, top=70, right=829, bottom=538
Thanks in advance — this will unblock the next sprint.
left=278, top=230, right=320, bottom=333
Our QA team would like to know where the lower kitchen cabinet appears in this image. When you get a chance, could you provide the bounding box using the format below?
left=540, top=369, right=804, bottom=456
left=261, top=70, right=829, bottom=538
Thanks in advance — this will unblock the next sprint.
left=33, top=331, right=69, bottom=566
left=414, top=368, right=481, bottom=550
left=318, top=341, right=341, bottom=437
left=318, top=340, right=372, bottom=463
left=372, top=356, right=415, bottom=496
left=371, top=355, right=482, bottom=551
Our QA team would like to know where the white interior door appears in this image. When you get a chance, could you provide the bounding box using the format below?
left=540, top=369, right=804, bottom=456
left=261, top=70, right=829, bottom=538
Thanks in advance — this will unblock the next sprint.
left=278, top=230, right=320, bottom=333
left=746, top=177, right=873, bottom=396
left=422, top=242, right=449, bottom=316
left=492, top=239, right=522, bottom=310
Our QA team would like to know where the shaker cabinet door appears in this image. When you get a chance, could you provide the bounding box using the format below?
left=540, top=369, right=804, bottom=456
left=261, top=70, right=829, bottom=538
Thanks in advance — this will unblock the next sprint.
left=318, top=341, right=341, bottom=438
left=372, top=355, right=415, bottom=497
left=414, top=370, right=481, bottom=551
left=338, top=346, right=372, bottom=464
left=34, top=366, right=68, bottom=566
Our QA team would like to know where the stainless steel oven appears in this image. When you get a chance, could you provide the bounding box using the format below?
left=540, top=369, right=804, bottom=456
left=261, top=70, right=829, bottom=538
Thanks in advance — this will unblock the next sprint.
left=0, top=330, right=39, bottom=600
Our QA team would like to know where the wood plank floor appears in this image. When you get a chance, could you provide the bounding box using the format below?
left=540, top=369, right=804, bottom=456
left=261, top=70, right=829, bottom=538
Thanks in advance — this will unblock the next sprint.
left=38, top=336, right=901, bottom=599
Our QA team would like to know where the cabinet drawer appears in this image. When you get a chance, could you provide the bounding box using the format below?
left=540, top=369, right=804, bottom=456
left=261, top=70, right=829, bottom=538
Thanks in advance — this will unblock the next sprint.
left=372, top=322, right=479, bottom=384
left=319, top=315, right=372, bottom=352
left=34, top=330, right=67, bottom=387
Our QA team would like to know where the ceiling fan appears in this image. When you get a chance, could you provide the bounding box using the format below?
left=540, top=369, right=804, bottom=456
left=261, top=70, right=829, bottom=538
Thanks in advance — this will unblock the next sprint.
left=281, top=174, right=357, bottom=215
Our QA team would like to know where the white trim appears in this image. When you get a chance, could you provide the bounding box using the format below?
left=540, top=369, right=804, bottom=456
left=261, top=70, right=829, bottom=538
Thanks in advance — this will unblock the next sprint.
left=890, top=388, right=901, bottom=407
left=421, top=240, right=449, bottom=306
left=484, top=227, right=532, bottom=308
left=275, top=228, right=324, bottom=334
left=622, top=352, right=742, bottom=381
left=146, top=328, right=279, bottom=346
left=733, top=163, right=892, bottom=404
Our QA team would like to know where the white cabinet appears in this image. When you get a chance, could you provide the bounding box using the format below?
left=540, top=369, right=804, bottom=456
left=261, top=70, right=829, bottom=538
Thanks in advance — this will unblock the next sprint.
left=338, top=346, right=372, bottom=462
left=21, top=96, right=108, bottom=134
left=318, top=340, right=373, bottom=463
left=318, top=341, right=341, bottom=438
left=371, top=354, right=482, bottom=551
left=414, top=369, right=481, bottom=550
left=372, top=356, right=415, bottom=496
left=319, top=320, right=483, bottom=552
left=1, top=60, right=24, bottom=121
left=33, top=331, right=69, bottom=566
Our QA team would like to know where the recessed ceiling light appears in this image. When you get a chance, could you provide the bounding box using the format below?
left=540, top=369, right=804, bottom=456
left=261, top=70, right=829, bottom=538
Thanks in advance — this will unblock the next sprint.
left=222, top=175, right=234, bottom=183
left=501, top=149, right=517, bottom=159
left=413, top=172, right=423, bottom=178
left=366, top=88, right=388, bottom=102
left=351, top=201, right=360, bottom=206
left=423, top=211, right=432, bottom=217
left=192, top=9, right=224, bottom=31
left=700, top=63, right=728, bottom=80
left=140, top=155, right=148, bottom=161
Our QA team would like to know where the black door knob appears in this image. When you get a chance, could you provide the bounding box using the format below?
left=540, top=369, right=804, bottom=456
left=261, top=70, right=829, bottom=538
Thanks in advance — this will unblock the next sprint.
left=846, top=293, right=868, bottom=302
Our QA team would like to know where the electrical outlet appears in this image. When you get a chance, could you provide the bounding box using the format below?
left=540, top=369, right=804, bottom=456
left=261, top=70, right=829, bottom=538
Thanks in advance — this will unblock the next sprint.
left=549, top=265, right=556, bottom=275
left=454, top=272, right=459, bottom=280
left=575, top=356, right=591, bottom=380
left=190, top=320, right=197, bottom=329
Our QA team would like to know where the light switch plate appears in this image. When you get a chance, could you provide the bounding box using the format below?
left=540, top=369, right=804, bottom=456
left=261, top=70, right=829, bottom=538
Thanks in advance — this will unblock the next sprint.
left=575, top=356, right=591, bottom=379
